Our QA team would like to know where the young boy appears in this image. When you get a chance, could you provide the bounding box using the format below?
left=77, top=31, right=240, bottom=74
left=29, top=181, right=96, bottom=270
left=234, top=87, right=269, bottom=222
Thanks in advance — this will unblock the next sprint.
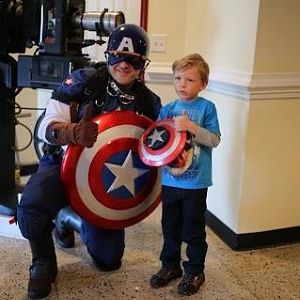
left=150, top=53, right=221, bottom=296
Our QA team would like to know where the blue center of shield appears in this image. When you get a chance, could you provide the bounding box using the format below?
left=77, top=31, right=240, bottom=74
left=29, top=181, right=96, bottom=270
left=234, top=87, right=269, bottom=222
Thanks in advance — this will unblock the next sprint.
left=145, top=126, right=169, bottom=149
left=102, top=149, right=150, bottom=199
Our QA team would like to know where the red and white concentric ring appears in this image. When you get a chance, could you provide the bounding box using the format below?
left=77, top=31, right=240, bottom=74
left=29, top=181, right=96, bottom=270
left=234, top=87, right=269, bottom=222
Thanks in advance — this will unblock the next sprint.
left=61, top=111, right=161, bottom=229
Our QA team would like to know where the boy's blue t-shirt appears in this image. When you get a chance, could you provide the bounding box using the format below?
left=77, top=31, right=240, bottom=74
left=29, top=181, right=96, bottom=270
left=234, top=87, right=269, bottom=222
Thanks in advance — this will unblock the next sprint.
left=158, top=97, right=220, bottom=189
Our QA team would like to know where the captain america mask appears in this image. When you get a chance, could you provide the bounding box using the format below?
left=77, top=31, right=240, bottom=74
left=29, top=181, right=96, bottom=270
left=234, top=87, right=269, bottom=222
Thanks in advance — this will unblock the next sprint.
left=106, top=52, right=145, bottom=70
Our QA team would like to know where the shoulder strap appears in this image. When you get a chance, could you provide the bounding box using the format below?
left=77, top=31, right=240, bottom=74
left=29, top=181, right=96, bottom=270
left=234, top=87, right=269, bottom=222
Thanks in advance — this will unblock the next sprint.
left=135, top=82, right=160, bottom=121
left=76, top=63, right=110, bottom=117
left=83, top=63, right=109, bottom=103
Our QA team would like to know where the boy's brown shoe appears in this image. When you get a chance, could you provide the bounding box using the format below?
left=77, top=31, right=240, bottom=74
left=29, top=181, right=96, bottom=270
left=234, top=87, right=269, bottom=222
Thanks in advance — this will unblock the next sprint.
left=177, top=273, right=205, bottom=296
left=150, top=266, right=183, bottom=288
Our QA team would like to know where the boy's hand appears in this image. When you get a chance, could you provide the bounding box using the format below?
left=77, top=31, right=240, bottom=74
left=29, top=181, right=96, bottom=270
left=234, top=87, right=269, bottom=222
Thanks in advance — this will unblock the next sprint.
left=173, top=111, right=196, bottom=134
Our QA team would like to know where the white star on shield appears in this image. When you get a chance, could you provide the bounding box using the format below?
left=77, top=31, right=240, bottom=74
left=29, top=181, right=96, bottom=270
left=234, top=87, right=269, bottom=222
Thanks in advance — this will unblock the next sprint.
left=105, top=150, right=148, bottom=196
left=147, top=128, right=166, bottom=147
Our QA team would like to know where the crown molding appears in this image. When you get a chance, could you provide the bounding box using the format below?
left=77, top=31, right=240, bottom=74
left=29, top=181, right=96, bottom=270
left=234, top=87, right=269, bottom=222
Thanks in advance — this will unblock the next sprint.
left=145, top=63, right=174, bottom=83
left=145, top=63, right=300, bottom=100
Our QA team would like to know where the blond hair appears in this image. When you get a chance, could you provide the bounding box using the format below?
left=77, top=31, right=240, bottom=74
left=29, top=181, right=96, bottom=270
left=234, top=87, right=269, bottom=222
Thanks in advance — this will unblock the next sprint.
left=172, top=53, right=210, bottom=85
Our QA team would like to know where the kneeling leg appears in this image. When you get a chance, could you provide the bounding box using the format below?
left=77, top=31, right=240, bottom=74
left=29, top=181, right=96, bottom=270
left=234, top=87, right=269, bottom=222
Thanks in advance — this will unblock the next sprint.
left=81, top=220, right=125, bottom=271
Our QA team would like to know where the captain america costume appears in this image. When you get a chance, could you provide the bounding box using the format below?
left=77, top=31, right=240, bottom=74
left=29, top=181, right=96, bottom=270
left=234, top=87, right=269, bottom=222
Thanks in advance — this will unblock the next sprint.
left=17, top=63, right=161, bottom=268
left=15, top=23, right=163, bottom=300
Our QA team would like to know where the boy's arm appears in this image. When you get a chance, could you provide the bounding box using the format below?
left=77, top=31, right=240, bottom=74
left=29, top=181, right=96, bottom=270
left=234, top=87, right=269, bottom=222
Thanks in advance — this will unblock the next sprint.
left=174, top=114, right=220, bottom=148
left=189, top=123, right=220, bottom=148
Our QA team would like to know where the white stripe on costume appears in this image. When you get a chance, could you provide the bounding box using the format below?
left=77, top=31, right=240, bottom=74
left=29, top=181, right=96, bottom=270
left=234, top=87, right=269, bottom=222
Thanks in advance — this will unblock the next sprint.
left=39, top=99, right=71, bottom=143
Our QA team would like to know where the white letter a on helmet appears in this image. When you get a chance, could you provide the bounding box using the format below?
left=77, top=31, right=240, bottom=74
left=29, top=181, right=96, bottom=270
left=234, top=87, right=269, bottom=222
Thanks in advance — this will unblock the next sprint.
left=117, top=37, right=134, bottom=53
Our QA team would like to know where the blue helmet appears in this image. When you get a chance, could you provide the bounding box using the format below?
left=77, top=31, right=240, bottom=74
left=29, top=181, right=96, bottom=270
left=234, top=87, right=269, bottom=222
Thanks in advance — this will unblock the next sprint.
left=106, top=24, right=149, bottom=59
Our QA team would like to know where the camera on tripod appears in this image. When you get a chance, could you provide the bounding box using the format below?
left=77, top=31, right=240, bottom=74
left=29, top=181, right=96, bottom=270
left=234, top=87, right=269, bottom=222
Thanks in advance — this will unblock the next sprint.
left=0, top=0, right=125, bottom=89
left=0, top=0, right=125, bottom=215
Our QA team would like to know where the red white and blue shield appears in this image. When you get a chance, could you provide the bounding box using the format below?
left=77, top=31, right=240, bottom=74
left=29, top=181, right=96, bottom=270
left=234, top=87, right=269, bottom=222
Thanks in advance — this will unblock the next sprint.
left=138, top=118, right=186, bottom=167
left=61, top=111, right=161, bottom=229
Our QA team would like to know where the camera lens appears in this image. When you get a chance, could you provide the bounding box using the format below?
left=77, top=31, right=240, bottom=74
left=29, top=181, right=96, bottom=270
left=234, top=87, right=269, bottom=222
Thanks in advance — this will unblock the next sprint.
left=76, top=10, right=125, bottom=36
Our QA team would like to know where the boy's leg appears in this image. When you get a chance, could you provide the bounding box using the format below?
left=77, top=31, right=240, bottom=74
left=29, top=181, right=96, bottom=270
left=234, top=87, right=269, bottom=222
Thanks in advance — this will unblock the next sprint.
left=160, top=186, right=183, bottom=269
left=178, top=188, right=207, bottom=296
left=181, top=188, right=208, bottom=274
left=150, top=186, right=183, bottom=288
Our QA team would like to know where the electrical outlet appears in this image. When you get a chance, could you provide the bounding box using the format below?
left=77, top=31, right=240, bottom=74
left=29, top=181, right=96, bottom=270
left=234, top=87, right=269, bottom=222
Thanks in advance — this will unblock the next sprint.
left=151, top=34, right=167, bottom=53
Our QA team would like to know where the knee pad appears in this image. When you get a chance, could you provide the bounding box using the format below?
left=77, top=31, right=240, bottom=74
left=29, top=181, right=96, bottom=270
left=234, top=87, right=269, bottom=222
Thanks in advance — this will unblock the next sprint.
left=82, top=221, right=125, bottom=266
left=17, top=206, right=52, bottom=240
left=88, top=243, right=124, bottom=268
left=91, top=254, right=122, bottom=271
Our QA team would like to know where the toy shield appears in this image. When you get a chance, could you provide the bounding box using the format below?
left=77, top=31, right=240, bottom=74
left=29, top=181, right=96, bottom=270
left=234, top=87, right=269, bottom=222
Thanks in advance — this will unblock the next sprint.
left=138, top=118, right=186, bottom=167
left=61, top=111, right=161, bottom=229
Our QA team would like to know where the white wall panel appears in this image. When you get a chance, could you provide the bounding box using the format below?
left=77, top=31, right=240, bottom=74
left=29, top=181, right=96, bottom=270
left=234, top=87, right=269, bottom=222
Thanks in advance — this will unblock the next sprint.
left=84, top=0, right=141, bottom=62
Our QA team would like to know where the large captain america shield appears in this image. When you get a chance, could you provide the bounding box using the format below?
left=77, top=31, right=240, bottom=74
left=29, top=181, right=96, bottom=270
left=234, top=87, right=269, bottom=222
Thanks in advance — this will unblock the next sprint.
left=61, top=111, right=161, bottom=229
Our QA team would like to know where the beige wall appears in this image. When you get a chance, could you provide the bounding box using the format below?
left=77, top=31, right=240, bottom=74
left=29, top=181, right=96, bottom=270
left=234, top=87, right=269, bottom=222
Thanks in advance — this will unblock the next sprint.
left=15, top=88, right=39, bottom=164
left=148, top=0, right=186, bottom=63
left=240, top=99, right=300, bottom=232
left=147, top=0, right=188, bottom=104
left=146, top=0, right=300, bottom=234
left=254, top=0, right=300, bottom=73
left=185, top=0, right=260, bottom=72
left=238, top=0, right=300, bottom=232
left=14, top=48, right=39, bottom=165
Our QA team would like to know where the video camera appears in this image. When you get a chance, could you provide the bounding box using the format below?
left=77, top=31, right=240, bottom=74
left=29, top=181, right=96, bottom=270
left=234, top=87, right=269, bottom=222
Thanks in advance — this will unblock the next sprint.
left=0, top=0, right=125, bottom=89
left=0, top=0, right=125, bottom=215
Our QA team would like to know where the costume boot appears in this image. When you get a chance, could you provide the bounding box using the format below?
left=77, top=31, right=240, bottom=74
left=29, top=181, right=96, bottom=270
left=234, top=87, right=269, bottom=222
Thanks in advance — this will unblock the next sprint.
left=28, top=232, right=58, bottom=299
left=54, top=206, right=82, bottom=248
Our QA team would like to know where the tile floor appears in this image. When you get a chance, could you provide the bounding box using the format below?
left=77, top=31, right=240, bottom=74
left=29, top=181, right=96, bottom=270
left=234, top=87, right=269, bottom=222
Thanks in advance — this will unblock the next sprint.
left=0, top=205, right=299, bottom=300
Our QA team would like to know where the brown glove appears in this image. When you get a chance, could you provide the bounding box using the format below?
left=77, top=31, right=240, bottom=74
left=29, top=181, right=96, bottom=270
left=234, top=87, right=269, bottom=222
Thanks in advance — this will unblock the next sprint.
left=45, top=104, right=98, bottom=148
left=74, top=104, right=98, bottom=147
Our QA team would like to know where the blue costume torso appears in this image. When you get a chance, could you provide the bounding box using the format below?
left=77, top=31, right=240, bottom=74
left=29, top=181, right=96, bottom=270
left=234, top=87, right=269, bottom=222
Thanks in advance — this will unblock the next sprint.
left=51, top=65, right=161, bottom=121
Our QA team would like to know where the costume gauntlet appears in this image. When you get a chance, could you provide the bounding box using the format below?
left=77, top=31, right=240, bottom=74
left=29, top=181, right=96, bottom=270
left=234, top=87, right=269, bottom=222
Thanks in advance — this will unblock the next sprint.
left=45, top=105, right=98, bottom=148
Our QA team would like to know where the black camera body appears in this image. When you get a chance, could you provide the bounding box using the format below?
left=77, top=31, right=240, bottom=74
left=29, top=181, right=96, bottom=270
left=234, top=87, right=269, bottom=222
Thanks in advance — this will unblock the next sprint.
left=0, top=0, right=125, bottom=89
left=0, top=0, right=38, bottom=54
left=0, top=0, right=125, bottom=214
